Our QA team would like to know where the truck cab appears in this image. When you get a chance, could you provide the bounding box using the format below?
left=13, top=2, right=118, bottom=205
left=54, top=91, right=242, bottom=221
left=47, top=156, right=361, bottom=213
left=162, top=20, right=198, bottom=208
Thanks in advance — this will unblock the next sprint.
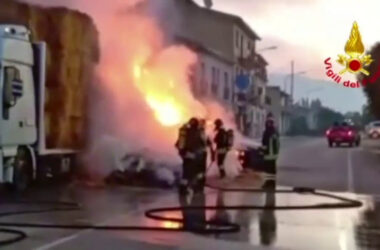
left=0, top=25, right=75, bottom=190
left=0, top=25, right=37, bottom=188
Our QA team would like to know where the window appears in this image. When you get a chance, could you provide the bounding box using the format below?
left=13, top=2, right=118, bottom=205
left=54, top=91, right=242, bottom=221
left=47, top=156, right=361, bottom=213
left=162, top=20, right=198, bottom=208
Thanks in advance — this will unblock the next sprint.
left=3, top=66, right=22, bottom=119
left=200, top=63, right=206, bottom=95
left=201, top=63, right=205, bottom=80
left=240, top=35, right=244, bottom=55
left=258, top=87, right=263, bottom=96
left=265, top=96, right=271, bottom=105
left=216, top=69, right=220, bottom=85
left=211, top=67, right=216, bottom=85
left=189, top=65, right=196, bottom=94
left=235, top=30, right=239, bottom=48
left=223, top=72, right=229, bottom=100
left=211, top=67, right=218, bottom=95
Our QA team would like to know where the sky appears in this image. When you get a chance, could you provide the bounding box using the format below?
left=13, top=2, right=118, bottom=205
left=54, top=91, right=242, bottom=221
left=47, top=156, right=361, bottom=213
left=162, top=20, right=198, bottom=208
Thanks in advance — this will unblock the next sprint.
left=193, top=0, right=380, bottom=113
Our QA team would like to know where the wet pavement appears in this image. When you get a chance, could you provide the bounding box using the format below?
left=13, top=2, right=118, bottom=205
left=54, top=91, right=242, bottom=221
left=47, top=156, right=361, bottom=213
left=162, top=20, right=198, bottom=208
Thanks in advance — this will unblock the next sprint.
left=1, top=137, right=380, bottom=250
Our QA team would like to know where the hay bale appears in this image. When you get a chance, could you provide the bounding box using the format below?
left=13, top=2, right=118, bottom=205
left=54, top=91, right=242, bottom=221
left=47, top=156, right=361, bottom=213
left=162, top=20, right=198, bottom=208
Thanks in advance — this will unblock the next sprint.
left=0, top=0, right=99, bottom=149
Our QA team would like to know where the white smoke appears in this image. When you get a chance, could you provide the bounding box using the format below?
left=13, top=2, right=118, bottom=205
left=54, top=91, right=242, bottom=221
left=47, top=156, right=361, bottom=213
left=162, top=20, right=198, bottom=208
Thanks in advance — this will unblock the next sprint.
left=21, top=0, right=244, bottom=181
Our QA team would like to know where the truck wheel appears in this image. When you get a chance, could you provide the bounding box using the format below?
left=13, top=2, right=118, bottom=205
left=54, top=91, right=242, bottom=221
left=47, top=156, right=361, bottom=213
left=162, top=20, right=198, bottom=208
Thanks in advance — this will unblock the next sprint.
left=13, top=147, right=33, bottom=192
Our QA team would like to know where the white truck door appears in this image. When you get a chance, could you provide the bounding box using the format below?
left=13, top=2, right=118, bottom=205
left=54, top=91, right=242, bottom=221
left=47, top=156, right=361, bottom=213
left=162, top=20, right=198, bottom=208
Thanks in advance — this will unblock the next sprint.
left=0, top=63, right=37, bottom=146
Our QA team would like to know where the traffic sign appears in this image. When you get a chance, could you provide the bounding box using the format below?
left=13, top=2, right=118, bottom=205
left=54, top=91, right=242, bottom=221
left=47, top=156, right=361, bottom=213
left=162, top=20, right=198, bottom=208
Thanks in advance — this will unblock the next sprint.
left=236, top=75, right=250, bottom=90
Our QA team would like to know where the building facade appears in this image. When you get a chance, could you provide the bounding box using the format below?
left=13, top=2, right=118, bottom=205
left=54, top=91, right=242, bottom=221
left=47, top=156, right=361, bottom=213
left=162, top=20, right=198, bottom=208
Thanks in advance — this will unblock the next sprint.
left=265, top=86, right=291, bottom=135
left=177, top=37, right=234, bottom=110
left=171, top=0, right=268, bottom=138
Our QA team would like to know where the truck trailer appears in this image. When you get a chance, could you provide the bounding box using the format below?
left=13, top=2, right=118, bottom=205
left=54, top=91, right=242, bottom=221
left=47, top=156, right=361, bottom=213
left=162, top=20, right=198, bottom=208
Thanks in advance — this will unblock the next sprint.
left=0, top=24, right=83, bottom=190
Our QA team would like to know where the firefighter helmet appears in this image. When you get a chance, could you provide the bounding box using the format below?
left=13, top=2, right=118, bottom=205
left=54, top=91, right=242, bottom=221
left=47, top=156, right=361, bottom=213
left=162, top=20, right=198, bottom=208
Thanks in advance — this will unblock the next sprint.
left=188, top=117, right=199, bottom=128
left=214, top=119, right=223, bottom=128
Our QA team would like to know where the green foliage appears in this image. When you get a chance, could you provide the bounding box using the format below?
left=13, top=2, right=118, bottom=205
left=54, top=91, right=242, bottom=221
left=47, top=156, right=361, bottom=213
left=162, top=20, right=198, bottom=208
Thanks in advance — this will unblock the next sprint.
left=362, top=104, right=375, bottom=126
left=316, top=107, right=344, bottom=133
left=344, top=111, right=363, bottom=127
left=359, top=43, right=380, bottom=119
left=288, top=116, right=310, bottom=135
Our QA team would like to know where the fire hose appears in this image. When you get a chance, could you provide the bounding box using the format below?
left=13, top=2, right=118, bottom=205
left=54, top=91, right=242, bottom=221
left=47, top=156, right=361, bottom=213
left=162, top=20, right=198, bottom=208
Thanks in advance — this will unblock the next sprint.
left=0, top=183, right=363, bottom=247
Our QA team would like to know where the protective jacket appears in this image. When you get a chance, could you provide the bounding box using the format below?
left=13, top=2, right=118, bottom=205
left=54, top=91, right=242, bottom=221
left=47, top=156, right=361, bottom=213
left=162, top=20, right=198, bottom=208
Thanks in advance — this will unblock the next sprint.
left=262, top=128, right=280, bottom=161
left=176, top=124, right=205, bottom=159
left=214, top=128, right=229, bottom=153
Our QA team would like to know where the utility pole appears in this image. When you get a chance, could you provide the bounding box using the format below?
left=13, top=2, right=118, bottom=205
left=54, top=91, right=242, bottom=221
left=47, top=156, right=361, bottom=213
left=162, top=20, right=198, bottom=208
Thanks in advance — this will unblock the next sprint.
left=290, top=60, right=294, bottom=103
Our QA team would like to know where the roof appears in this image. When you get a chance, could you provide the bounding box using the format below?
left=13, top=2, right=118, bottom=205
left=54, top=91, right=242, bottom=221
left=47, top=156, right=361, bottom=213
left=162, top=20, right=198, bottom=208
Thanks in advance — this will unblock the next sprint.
left=175, top=36, right=234, bottom=65
left=267, top=86, right=281, bottom=92
left=203, top=9, right=260, bottom=41
left=256, top=54, right=268, bottom=66
left=267, top=86, right=290, bottom=98
left=179, top=0, right=260, bottom=41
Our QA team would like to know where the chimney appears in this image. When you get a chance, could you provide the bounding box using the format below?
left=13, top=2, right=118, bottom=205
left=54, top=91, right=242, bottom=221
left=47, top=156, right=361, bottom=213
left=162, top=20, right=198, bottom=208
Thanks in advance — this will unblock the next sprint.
left=204, top=0, right=213, bottom=9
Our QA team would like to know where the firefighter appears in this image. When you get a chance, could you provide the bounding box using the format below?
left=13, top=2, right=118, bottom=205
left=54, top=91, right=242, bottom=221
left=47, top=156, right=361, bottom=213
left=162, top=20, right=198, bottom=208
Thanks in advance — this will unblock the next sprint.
left=176, top=118, right=206, bottom=195
left=213, top=119, right=229, bottom=178
left=261, top=118, right=280, bottom=177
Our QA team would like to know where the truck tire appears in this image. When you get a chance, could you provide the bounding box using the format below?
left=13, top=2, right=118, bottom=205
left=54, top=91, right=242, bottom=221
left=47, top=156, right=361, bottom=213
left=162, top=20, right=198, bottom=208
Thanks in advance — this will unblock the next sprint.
left=13, top=147, right=33, bottom=192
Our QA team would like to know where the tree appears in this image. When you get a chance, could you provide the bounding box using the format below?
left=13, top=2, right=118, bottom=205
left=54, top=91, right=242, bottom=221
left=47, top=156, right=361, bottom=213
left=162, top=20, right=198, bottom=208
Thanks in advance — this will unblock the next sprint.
left=358, top=43, right=380, bottom=119
left=361, top=104, right=375, bottom=126
left=345, top=111, right=362, bottom=127
left=316, top=107, right=344, bottom=133
left=288, top=116, right=309, bottom=135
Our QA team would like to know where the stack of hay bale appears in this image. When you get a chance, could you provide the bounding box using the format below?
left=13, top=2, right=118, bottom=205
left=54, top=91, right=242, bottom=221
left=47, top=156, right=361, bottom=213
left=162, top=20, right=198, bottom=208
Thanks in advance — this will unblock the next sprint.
left=0, top=0, right=99, bottom=149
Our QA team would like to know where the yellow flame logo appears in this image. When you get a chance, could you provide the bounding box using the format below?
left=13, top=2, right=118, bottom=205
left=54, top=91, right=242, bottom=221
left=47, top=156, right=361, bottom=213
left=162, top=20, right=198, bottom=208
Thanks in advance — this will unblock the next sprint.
left=337, top=21, right=373, bottom=76
left=344, top=22, right=364, bottom=56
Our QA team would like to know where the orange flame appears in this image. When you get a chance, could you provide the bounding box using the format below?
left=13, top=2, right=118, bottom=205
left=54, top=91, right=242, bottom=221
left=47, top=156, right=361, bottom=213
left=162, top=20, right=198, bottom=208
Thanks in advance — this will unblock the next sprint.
left=133, top=64, right=190, bottom=126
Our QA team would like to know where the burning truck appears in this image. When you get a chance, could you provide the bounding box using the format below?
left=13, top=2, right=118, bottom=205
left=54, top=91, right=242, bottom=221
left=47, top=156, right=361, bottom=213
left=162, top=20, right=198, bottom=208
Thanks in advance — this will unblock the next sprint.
left=0, top=0, right=261, bottom=190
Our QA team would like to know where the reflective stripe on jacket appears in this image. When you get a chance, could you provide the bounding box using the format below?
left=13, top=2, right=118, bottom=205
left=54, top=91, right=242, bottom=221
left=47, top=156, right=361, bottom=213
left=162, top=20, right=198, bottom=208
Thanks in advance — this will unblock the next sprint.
left=263, top=133, right=280, bottom=161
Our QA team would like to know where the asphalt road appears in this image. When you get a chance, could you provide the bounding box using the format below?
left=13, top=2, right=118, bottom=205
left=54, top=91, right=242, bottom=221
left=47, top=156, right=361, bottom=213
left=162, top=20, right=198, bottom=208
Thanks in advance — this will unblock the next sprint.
left=279, top=136, right=380, bottom=195
left=1, top=136, right=380, bottom=250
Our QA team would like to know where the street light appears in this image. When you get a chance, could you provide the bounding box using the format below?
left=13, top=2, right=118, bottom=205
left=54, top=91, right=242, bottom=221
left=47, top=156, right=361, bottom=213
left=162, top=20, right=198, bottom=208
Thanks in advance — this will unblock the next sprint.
left=257, top=46, right=278, bottom=53
left=283, top=71, right=307, bottom=94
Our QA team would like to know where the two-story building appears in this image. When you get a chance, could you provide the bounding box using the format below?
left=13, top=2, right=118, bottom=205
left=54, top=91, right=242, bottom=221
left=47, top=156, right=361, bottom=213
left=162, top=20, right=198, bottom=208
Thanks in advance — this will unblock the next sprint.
left=265, top=86, right=291, bottom=135
left=170, top=0, right=267, bottom=137
left=176, top=37, right=234, bottom=110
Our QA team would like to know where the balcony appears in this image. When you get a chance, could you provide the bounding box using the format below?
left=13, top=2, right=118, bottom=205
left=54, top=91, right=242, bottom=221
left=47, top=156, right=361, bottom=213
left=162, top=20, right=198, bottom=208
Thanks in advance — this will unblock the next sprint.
left=254, top=69, right=268, bottom=82
left=238, top=53, right=269, bottom=78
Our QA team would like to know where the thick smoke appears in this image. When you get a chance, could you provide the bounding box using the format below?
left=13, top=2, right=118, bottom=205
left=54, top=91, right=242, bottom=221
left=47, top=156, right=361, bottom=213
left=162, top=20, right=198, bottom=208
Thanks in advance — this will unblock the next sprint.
left=22, top=0, right=239, bottom=178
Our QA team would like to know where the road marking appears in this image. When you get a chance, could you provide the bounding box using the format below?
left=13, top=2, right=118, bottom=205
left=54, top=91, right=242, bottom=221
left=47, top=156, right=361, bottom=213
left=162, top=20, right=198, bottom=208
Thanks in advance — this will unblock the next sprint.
left=35, top=192, right=178, bottom=250
left=35, top=234, right=80, bottom=250
left=347, top=149, right=354, bottom=192
left=34, top=214, right=119, bottom=250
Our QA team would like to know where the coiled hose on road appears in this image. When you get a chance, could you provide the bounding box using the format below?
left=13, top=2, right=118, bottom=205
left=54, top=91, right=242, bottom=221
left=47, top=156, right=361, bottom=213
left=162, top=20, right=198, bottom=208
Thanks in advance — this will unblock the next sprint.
left=0, top=184, right=363, bottom=247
